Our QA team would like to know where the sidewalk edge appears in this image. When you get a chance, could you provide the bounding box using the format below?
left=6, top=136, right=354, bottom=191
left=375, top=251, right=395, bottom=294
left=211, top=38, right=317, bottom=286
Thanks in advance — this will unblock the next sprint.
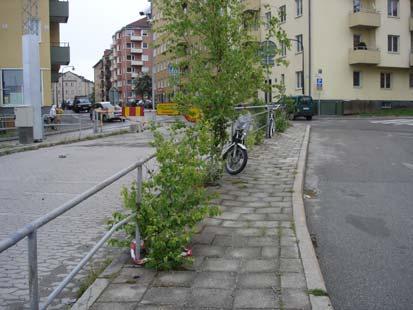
left=292, top=125, right=333, bottom=310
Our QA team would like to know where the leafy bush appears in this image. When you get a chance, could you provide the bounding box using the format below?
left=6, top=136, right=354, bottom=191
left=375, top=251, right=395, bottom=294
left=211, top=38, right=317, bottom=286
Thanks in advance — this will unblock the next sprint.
left=108, top=123, right=220, bottom=270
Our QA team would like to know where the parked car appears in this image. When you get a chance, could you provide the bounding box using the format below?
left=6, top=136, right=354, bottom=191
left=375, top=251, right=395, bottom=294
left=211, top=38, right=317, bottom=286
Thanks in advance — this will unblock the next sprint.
left=62, top=99, right=74, bottom=110
left=73, top=96, right=92, bottom=113
left=277, top=96, right=314, bottom=121
left=90, top=102, right=124, bottom=122
left=144, top=100, right=153, bottom=109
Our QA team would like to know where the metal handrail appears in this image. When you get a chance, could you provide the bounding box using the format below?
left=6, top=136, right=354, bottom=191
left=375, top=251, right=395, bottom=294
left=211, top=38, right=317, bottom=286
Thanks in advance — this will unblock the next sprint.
left=0, top=153, right=156, bottom=309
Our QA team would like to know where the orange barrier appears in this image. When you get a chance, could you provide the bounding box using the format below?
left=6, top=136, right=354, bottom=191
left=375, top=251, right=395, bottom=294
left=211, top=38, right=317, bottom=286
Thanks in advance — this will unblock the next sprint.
left=122, top=106, right=144, bottom=117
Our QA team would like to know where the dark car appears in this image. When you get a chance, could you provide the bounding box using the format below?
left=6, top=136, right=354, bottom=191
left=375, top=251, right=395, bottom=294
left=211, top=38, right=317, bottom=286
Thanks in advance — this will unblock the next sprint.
left=277, top=96, right=314, bottom=121
left=73, top=96, right=92, bottom=113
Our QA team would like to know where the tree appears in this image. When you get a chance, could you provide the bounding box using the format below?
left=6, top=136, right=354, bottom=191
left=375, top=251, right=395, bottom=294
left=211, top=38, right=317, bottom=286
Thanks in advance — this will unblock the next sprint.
left=154, top=0, right=289, bottom=161
left=134, top=74, right=152, bottom=100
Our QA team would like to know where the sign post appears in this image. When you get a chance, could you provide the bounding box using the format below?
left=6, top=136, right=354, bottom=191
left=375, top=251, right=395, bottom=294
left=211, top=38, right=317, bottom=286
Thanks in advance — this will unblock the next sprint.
left=316, top=75, right=323, bottom=116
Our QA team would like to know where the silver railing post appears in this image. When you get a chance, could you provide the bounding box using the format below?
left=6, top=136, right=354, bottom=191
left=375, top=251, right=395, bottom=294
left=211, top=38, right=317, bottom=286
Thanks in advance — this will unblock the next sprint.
left=78, top=116, right=82, bottom=139
left=135, top=164, right=143, bottom=261
left=28, top=230, right=39, bottom=310
left=266, top=104, right=271, bottom=138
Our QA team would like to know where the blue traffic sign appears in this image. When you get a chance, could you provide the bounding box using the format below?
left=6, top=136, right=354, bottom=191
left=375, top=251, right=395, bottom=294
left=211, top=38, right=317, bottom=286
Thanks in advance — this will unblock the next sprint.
left=316, top=77, right=323, bottom=89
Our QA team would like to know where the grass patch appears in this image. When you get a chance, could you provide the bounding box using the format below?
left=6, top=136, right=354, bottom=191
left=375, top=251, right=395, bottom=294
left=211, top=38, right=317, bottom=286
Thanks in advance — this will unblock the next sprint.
left=360, top=108, right=413, bottom=117
left=307, top=288, right=329, bottom=297
left=76, top=258, right=112, bottom=299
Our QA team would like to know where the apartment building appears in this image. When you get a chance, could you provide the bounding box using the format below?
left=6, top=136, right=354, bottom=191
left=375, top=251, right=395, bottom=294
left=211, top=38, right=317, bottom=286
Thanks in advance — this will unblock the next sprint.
left=93, top=49, right=112, bottom=103
left=0, top=0, right=70, bottom=113
left=253, top=0, right=413, bottom=113
left=52, top=71, right=94, bottom=104
left=110, top=17, right=153, bottom=105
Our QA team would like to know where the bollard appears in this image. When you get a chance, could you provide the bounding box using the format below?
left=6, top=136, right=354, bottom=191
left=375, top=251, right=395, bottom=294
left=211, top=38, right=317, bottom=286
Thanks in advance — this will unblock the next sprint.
left=28, top=231, right=39, bottom=310
left=135, top=165, right=143, bottom=261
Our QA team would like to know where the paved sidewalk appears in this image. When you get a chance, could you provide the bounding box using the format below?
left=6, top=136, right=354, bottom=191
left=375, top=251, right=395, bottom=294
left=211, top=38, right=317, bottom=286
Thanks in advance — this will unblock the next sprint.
left=87, top=123, right=308, bottom=310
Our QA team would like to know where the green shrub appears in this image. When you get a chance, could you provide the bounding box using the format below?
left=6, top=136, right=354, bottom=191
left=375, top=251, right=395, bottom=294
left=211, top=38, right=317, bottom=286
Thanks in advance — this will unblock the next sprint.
left=108, top=123, right=220, bottom=270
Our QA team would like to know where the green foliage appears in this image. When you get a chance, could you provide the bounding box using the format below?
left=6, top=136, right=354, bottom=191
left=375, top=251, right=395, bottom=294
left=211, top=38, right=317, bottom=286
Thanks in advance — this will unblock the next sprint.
left=134, top=74, right=152, bottom=100
left=275, top=108, right=289, bottom=133
left=108, top=123, right=220, bottom=270
left=154, top=0, right=289, bottom=160
left=307, top=289, right=329, bottom=297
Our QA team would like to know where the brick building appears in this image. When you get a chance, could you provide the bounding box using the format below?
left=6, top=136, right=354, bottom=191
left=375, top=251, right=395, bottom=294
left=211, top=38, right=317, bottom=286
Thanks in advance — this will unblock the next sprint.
left=93, top=49, right=112, bottom=103
left=110, top=17, right=153, bottom=105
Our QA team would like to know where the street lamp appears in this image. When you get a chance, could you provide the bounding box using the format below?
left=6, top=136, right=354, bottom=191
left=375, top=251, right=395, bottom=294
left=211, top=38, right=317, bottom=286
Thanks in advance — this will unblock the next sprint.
left=287, top=38, right=305, bottom=95
left=60, top=65, right=75, bottom=108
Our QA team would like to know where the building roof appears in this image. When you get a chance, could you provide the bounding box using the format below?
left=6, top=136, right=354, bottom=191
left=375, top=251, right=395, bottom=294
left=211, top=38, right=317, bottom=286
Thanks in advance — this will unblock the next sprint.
left=93, top=59, right=103, bottom=68
left=60, top=71, right=94, bottom=84
left=125, top=17, right=150, bottom=29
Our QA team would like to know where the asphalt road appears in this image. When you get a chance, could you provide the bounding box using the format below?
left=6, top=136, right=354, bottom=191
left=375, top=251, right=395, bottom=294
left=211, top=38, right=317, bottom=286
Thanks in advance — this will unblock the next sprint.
left=304, top=118, right=413, bottom=310
left=0, top=131, right=155, bottom=309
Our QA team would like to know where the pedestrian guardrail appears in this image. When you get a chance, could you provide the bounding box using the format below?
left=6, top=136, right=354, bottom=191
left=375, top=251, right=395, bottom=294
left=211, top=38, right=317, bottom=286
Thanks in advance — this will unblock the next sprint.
left=0, top=153, right=156, bottom=309
left=0, top=115, right=17, bottom=140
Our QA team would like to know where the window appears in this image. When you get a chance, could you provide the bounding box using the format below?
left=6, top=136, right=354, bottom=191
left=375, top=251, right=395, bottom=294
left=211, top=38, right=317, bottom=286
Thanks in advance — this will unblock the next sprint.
left=127, top=67, right=132, bottom=73
left=388, top=35, right=399, bottom=53
left=265, top=11, right=271, bottom=29
left=296, top=71, right=304, bottom=89
left=126, top=43, right=131, bottom=48
left=353, top=71, right=361, bottom=87
left=296, top=0, right=303, bottom=16
left=281, top=74, right=285, bottom=85
left=142, top=55, right=149, bottom=61
left=296, top=35, right=303, bottom=53
left=380, top=72, right=391, bottom=89
left=388, top=0, right=399, bottom=17
left=142, top=30, right=148, bottom=36
left=279, top=5, right=286, bottom=23
left=264, top=79, right=272, bottom=104
left=127, top=55, right=132, bottom=60
left=1, top=69, right=23, bottom=105
left=281, top=42, right=287, bottom=57
left=143, top=43, right=148, bottom=49
left=353, top=0, right=361, bottom=12
left=409, top=73, right=413, bottom=88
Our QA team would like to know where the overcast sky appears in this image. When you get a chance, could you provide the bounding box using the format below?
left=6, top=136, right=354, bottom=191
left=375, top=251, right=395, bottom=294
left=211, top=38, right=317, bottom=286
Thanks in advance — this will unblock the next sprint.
left=60, top=0, right=150, bottom=81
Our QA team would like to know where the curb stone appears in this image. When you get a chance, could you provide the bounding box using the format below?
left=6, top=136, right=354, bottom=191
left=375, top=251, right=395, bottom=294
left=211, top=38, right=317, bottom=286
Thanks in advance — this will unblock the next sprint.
left=71, top=251, right=129, bottom=310
left=292, top=125, right=334, bottom=310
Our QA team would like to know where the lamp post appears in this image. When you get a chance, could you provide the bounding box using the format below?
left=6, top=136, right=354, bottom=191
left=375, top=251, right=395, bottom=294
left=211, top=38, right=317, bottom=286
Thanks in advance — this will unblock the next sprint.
left=287, top=38, right=305, bottom=95
left=60, top=65, right=75, bottom=108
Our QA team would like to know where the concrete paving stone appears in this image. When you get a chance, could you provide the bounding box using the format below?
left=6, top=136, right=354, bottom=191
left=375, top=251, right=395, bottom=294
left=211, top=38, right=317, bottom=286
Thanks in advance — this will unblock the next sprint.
left=233, top=289, right=278, bottom=309
left=261, top=247, right=280, bottom=258
left=280, top=236, right=298, bottom=247
left=280, top=246, right=299, bottom=259
left=225, top=207, right=256, bottom=214
left=225, top=247, right=259, bottom=259
left=136, top=306, right=182, bottom=310
left=280, top=228, right=295, bottom=237
left=262, top=197, right=284, bottom=203
left=189, top=288, right=234, bottom=308
left=246, top=237, right=278, bottom=247
left=153, top=271, right=195, bottom=287
left=99, top=284, right=147, bottom=302
left=140, top=287, right=191, bottom=305
left=281, top=208, right=293, bottom=216
left=240, top=214, right=268, bottom=221
left=90, top=302, right=137, bottom=310
left=202, top=218, right=223, bottom=226
left=193, top=271, right=236, bottom=289
left=270, top=202, right=291, bottom=208
left=234, top=228, right=264, bottom=237
left=202, top=258, right=240, bottom=272
left=113, top=267, right=156, bottom=285
left=280, top=259, right=304, bottom=273
left=251, top=221, right=279, bottom=228
left=267, top=214, right=291, bottom=221
left=279, top=222, right=292, bottom=228
left=250, top=192, right=271, bottom=198
left=191, top=232, right=215, bottom=245
left=241, top=259, right=278, bottom=273
left=220, top=200, right=242, bottom=207
left=281, top=289, right=311, bottom=309
left=237, top=196, right=260, bottom=202
left=203, top=226, right=236, bottom=235
left=238, top=272, right=279, bottom=288
left=244, top=202, right=271, bottom=208
left=213, top=235, right=247, bottom=247
left=192, top=245, right=226, bottom=258
left=216, top=212, right=241, bottom=220
left=222, top=220, right=250, bottom=228
left=281, top=273, right=307, bottom=289
left=255, top=208, right=282, bottom=214
left=219, top=194, right=237, bottom=200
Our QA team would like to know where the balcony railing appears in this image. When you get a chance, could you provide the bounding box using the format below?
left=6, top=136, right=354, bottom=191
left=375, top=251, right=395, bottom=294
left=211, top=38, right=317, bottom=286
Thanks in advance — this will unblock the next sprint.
left=131, top=60, right=144, bottom=66
left=242, top=0, right=260, bottom=12
left=50, top=42, right=70, bottom=65
left=349, top=47, right=380, bottom=65
left=131, top=48, right=143, bottom=54
left=49, top=0, right=69, bottom=23
left=131, top=35, right=143, bottom=41
left=349, top=8, right=380, bottom=28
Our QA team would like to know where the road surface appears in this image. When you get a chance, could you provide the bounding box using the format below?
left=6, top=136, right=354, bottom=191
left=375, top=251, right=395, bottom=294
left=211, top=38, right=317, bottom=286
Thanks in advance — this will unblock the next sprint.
left=305, top=118, right=413, bottom=310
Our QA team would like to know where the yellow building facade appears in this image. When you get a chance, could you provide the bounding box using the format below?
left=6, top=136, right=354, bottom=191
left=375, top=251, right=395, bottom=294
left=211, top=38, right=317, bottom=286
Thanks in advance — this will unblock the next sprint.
left=0, top=0, right=69, bottom=112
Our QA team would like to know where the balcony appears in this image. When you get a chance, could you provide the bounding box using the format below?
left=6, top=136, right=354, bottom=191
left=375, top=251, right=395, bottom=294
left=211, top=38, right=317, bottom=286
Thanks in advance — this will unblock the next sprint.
left=50, top=42, right=70, bottom=65
left=49, top=0, right=69, bottom=23
left=410, top=52, right=413, bottom=67
left=242, top=0, right=260, bottom=12
left=410, top=17, right=413, bottom=31
left=131, top=35, right=143, bottom=41
left=349, top=9, right=380, bottom=29
left=131, top=48, right=143, bottom=54
left=349, top=47, right=380, bottom=65
left=131, top=72, right=139, bottom=78
left=131, top=60, right=143, bottom=66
